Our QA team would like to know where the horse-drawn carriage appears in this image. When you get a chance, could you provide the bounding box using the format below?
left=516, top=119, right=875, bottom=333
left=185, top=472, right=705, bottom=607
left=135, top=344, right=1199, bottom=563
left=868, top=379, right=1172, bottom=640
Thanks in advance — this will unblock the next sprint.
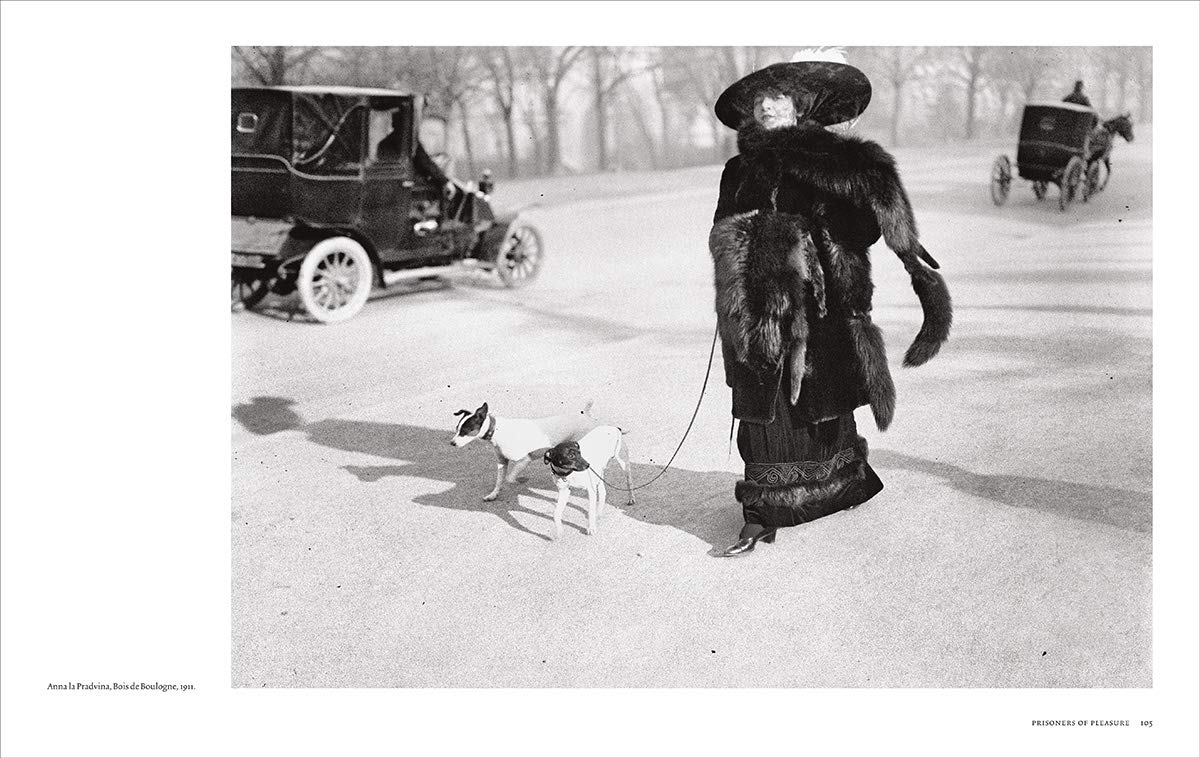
left=232, top=85, right=544, bottom=322
left=989, top=101, right=1133, bottom=212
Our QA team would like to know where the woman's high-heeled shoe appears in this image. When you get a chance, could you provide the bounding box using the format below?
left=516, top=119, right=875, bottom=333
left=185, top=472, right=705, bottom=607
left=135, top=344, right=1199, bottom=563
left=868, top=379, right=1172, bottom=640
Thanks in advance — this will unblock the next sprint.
left=714, top=528, right=777, bottom=558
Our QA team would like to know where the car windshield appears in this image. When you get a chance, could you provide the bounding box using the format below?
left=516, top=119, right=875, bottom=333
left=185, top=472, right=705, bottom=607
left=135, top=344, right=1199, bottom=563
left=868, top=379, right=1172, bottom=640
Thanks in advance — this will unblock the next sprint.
left=292, top=93, right=365, bottom=175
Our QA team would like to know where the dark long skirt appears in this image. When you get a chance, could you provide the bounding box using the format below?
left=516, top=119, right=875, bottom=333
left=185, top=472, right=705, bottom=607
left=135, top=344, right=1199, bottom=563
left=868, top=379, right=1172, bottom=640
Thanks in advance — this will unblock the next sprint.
left=735, top=392, right=883, bottom=528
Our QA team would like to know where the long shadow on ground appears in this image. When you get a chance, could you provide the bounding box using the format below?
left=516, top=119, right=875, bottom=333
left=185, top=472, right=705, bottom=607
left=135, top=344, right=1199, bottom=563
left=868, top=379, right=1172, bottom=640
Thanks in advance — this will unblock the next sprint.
left=872, top=449, right=1151, bottom=533
left=233, top=399, right=1151, bottom=540
left=303, top=418, right=740, bottom=548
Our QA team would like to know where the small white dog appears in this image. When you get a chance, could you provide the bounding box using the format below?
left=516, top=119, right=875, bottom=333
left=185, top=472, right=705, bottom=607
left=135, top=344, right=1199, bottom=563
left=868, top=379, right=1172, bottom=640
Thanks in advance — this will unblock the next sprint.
left=542, top=426, right=635, bottom=539
left=450, top=401, right=597, bottom=501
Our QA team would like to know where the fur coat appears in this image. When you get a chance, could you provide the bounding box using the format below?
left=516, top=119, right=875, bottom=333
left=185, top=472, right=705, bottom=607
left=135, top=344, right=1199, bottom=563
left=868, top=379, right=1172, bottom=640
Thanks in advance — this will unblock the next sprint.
left=710, top=122, right=952, bottom=429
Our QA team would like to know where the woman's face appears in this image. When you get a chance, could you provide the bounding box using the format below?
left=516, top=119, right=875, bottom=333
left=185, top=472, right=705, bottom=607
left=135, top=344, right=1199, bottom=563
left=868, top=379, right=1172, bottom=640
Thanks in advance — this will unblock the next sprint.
left=753, top=93, right=797, bottom=130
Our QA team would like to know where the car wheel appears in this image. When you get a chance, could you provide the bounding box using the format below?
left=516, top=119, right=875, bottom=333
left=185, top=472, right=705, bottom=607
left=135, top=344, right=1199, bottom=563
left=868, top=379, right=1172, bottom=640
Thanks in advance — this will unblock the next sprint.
left=989, top=155, right=1011, bottom=206
left=495, top=223, right=544, bottom=288
left=1059, top=156, right=1085, bottom=212
left=297, top=237, right=373, bottom=323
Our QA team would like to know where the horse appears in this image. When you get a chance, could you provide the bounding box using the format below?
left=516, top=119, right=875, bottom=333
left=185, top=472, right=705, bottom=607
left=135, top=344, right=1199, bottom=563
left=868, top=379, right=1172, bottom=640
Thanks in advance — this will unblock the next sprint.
left=1086, top=113, right=1135, bottom=193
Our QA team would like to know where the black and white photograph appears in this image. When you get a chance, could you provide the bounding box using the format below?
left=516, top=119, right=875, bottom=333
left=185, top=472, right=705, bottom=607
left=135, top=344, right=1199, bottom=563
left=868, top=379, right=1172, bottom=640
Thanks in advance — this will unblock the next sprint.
left=2, top=2, right=1199, bottom=757
left=229, top=42, right=1153, bottom=689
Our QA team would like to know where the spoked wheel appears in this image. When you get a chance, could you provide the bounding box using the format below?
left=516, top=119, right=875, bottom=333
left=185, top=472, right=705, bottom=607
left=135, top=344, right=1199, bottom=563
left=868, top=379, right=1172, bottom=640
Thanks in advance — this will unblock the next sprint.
left=1032, top=181, right=1048, bottom=201
left=297, top=237, right=373, bottom=323
left=231, top=272, right=271, bottom=311
left=1058, top=156, right=1086, bottom=212
left=495, top=223, right=544, bottom=288
left=1083, top=162, right=1102, bottom=202
left=989, top=155, right=1012, bottom=206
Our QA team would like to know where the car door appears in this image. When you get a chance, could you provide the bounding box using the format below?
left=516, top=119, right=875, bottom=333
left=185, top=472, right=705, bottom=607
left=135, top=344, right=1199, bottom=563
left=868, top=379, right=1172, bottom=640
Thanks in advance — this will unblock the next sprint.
left=362, top=105, right=439, bottom=264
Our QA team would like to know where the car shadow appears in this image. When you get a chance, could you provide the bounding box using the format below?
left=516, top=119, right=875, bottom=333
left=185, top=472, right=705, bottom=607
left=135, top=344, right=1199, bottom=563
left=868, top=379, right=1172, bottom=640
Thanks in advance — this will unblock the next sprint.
left=236, top=273, right=508, bottom=324
left=871, top=449, right=1151, bottom=533
left=301, top=418, right=740, bottom=548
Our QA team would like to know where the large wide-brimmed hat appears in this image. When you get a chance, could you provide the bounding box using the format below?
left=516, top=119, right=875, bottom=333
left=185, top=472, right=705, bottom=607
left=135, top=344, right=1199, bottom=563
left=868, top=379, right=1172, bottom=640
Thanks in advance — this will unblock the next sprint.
left=714, top=60, right=872, bottom=129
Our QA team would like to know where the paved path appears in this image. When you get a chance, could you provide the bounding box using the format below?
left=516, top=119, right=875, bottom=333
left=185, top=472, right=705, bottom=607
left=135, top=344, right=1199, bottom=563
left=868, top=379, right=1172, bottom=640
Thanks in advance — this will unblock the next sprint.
left=233, top=133, right=1152, bottom=687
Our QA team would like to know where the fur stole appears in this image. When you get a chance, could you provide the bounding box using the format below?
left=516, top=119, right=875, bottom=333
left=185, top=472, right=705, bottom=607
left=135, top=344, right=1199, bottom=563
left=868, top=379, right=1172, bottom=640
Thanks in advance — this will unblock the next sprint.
left=736, top=123, right=952, bottom=367
left=709, top=210, right=824, bottom=407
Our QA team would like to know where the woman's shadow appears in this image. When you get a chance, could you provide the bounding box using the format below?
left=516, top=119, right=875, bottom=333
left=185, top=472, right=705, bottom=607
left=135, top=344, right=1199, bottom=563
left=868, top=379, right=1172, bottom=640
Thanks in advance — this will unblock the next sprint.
left=871, top=449, right=1151, bottom=533
left=302, top=417, right=740, bottom=547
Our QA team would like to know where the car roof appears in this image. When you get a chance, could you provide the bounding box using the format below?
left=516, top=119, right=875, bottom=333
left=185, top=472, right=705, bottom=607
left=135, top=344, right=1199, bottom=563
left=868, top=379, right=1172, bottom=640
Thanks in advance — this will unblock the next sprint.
left=1025, top=101, right=1097, bottom=114
left=235, top=84, right=413, bottom=98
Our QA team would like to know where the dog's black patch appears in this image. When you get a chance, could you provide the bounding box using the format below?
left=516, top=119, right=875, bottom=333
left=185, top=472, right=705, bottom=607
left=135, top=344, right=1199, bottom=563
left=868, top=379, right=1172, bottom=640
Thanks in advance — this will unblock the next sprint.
left=455, top=403, right=488, bottom=437
left=543, top=441, right=590, bottom=473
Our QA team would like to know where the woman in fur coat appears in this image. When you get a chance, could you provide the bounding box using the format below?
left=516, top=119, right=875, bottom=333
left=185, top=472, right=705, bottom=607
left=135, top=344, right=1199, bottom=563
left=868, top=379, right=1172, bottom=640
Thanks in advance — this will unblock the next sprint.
left=709, top=57, right=952, bottom=557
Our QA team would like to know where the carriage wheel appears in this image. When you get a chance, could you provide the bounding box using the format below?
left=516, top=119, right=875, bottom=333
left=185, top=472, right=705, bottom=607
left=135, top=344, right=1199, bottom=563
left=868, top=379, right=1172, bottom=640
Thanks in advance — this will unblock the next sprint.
left=231, top=271, right=271, bottom=311
left=1058, top=157, right=1086, bottom=212
left=1083, top=162, right=1102, bottom=201
left=495, top=223, right=544, bottom=288
left=1032, top=181, right=1048, bottom=201
left=297, top=237, right=373, bottom=323
left=989, top=155, right=1012, bottom=206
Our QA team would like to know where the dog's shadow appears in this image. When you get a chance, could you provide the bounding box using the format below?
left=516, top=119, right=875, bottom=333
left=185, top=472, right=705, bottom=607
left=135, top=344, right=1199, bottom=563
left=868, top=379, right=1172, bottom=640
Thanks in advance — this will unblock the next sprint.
left=303, top=418, right=740, bottom=547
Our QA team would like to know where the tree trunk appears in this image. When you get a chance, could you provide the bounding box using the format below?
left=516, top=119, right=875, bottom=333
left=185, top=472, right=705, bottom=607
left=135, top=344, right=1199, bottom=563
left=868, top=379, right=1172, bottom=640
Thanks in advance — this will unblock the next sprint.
left=270, top=47, right=287, bottom=85
left=890, top=79, right=904, bottom=147
left=593, top=50, right=608, bottom=172
left=658, top=103, right=673, bottom=169
left=503, top=109, right=518, bottom=178
left=1137, top=51, right=1152, bottom=122
left=544, top=95, right=561, bottom=174
left=455, top=99, right=476, bottom=178
left=965, top=71, right=979, bottom=139
left=524, top=106, right=545, bottom=175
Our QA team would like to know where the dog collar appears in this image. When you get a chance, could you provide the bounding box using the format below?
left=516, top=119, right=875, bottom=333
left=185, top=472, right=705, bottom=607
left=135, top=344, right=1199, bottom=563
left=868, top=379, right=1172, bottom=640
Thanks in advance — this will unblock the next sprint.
left=481, top=415, right=497, bottom=442
left=549, top=463, right=573, bottom=477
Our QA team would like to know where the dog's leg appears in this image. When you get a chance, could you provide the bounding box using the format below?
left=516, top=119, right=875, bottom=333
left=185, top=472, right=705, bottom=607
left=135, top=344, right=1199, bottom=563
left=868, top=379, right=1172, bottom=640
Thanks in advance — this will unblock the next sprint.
left=552, top=481, right=571, bottom=540
left=598, top=474, right=609, bottom=517
left=619, top=438, right=635, bottom=506
left=483, top=450, right=505, bottom=502
left=586, top=480, right=600, bottom=536
left=505, top=455, right=530, bottom=484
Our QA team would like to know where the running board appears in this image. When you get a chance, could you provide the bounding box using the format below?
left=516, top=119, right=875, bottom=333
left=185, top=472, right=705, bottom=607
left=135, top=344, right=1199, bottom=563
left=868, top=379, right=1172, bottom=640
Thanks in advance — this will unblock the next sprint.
left=381, top=260, right=492, bottom=287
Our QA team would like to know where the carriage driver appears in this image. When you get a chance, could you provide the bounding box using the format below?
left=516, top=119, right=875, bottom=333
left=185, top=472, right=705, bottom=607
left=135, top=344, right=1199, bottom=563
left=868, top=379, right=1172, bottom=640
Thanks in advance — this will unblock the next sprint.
left=1062, top=80, right=1093, bottom=108
left=376, top=111, right=455, bottom=200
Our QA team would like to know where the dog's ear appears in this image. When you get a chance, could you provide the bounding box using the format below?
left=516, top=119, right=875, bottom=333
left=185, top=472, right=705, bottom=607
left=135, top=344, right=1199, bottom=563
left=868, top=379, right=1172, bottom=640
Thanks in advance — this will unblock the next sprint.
left=477, top=402, right=489, bottom=417
left=454, top=409, right=471, bottom=418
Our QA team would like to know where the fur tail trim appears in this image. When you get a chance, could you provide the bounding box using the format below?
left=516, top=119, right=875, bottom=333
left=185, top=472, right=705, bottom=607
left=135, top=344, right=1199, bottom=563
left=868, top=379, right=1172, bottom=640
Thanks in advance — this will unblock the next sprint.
left=848, top=318, right=895, bottom=430
left=898, top=252, right=953, bottom=367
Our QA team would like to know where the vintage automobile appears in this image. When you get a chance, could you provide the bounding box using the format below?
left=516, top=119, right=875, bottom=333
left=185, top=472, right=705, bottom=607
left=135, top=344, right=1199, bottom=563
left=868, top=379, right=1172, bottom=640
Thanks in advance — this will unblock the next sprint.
left=232, top=85, right=544, bottom=322
left=989, top=101, right=1100, bottom=212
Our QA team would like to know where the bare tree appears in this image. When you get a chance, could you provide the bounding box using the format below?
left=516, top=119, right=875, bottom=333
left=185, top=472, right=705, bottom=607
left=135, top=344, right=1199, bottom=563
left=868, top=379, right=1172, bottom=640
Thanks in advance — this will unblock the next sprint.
left=979, top=47, right=1043, bottom=133
left=479, top=47, right=521, bottom=177
left=522, top=46, right=586, bottom=174
left=588, top=47, right=643, bottom=171
left=232, top=46, right=324, bottom=86
left=945, top=46, right=990, bottom=139
left=644, top=55, right=684, bottom=168
left=856, top=47, right=927, bottom=146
